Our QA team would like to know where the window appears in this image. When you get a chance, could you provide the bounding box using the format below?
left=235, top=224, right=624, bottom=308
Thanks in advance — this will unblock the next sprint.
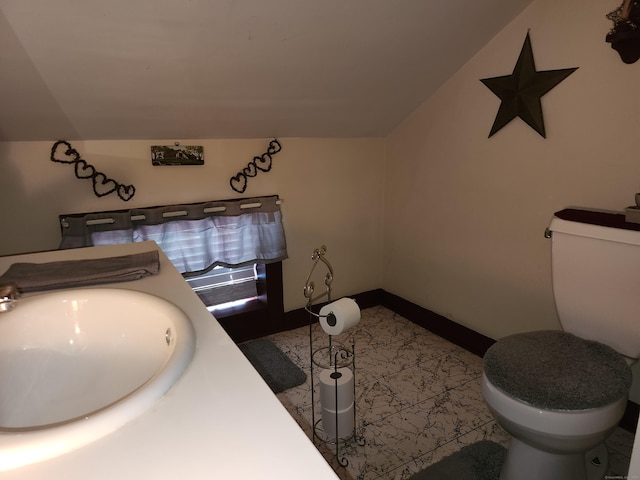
left=58, top=196, right=287, bottom=342
left=185, top=264, right=258, bottom=312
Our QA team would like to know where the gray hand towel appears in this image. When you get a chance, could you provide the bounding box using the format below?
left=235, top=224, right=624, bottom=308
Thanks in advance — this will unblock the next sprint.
left=0, top=250, right=160, bottom=292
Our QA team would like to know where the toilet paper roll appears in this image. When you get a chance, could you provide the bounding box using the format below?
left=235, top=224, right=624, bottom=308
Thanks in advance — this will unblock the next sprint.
left=322, top=402, right=354, bottom=439
left=319, top=297, right=360, bottom=336
left=319, top=367, right=354, bottom=411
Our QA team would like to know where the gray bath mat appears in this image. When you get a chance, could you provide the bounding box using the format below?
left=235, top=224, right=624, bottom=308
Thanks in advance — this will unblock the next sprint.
left=238, top=339, right=307, bottom=394
left=409, top=441, right=506, bottom=480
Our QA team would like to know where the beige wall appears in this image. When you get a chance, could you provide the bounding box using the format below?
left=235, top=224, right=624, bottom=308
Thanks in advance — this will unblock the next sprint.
left=0, top=138, right=385, bottom=312
left=383, top=0, right=640, bottom=398
left=384, top=0, right=640, bottom=339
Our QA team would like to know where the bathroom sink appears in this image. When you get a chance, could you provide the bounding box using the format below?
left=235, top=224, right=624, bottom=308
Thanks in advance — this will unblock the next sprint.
left=0, top=288, right=196, bottom=471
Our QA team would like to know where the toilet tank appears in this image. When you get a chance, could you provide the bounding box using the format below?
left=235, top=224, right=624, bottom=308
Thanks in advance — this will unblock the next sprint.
left=549, top=208, right=640, bottom=360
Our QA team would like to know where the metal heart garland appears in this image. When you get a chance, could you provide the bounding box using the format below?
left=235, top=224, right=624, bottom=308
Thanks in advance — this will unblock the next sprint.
left=254, top=153, right=273, bottom=172
left=92, top=173, right=118, bottom=197
left=50, top=140, right=136, bottom=202
left=266, top=139, right=282, bottom=155
left=51, top=140, right=80, bottom=164
left=117, top=184, right=136, bottom=201
left=74, top=159, right=96, bottom=179
left=230, top=173, right=248, bottom=194
left=230, top=139, right=281, bottom=194
left=242, top=162, right=258, bottom=178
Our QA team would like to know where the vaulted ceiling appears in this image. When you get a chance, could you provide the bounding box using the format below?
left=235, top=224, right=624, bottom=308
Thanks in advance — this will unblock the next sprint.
left=0, top=0, right=534, bottom=141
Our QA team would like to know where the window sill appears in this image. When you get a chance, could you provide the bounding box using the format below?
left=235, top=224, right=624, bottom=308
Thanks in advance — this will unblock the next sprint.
left=210, top=298, right=267, bottom=319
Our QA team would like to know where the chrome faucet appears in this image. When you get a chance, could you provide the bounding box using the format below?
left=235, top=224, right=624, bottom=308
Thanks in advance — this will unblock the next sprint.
left=0, top=282, right=21, bottom=312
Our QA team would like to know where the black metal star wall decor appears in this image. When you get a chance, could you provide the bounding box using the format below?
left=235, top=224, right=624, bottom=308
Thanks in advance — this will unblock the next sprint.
left=480, top=32, right=578, bottom=138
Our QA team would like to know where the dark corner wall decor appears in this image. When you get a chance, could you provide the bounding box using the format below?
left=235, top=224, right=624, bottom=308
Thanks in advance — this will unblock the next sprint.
left=50, top=140, right=136, bottom=201
left=606, top=0, right=640, bottom=64
left=230, top=138, right=282, bottom=194
left=480, top=31, right=578, bottom=138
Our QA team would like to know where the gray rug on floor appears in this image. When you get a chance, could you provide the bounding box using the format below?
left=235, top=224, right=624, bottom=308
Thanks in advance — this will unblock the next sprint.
left=238, top=339, right=307, bottom=394
left=409, top=441, right=506, bottom=480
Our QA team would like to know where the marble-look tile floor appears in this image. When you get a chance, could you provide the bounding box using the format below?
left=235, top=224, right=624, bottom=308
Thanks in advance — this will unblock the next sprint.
left=265, top=305, right=635, bottom=480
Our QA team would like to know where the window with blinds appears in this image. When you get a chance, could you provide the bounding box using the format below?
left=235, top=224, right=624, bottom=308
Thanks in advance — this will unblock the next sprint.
left=185, top=264, right=258, bottom=311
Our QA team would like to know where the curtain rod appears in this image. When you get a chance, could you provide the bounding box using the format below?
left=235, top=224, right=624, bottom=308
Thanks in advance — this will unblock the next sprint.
left=60, top=199, right=282, bottom=228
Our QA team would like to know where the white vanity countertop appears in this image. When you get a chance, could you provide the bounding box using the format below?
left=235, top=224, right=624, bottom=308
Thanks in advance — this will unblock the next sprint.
left=0, top=242, right=339, bottom=480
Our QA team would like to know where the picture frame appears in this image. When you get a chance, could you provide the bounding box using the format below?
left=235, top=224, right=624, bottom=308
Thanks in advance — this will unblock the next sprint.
left=151, top=145, right=204, bottom=166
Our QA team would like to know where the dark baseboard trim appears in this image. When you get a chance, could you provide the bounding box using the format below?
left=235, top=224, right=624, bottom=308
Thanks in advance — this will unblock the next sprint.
left=278, top=288, right=639, bottom=434
left=379, top=290, right=495, bottom=358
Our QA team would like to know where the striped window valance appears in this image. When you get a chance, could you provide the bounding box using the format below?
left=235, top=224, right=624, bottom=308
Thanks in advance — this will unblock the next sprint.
left=59, top=195, right=287, bottom=274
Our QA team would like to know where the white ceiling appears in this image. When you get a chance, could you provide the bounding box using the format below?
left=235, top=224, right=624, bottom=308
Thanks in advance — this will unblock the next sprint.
left=0, top=0, right=534, bottom=141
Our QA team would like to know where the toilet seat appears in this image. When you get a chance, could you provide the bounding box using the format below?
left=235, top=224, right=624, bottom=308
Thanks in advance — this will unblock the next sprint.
left=482, top=373, right=627, bottom=438
left=484, top=330, right=631, bottom=411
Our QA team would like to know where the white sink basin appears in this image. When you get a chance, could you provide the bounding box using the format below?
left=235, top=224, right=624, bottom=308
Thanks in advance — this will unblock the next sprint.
left=0, top=288, right=196, bottom=471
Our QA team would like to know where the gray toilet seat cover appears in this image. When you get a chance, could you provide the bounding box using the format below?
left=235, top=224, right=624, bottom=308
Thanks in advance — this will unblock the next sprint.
left=484, top=330, right=632, bottom=410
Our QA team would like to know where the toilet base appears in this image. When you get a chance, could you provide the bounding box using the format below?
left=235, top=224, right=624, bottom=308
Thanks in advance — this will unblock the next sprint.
left=500, top=438, right=608, bottom=480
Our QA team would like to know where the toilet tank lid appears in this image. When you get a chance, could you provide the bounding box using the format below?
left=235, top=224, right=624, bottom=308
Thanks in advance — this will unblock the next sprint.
left=550, top=208, right=640, bottom=246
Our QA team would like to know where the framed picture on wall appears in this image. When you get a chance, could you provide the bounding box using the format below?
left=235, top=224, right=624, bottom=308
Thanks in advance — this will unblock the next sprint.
left=151, top=145, right=204, bottom=166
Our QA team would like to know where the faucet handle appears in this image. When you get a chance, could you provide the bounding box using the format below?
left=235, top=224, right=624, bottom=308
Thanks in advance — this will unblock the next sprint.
left=0, top=282, right=21, bottom=312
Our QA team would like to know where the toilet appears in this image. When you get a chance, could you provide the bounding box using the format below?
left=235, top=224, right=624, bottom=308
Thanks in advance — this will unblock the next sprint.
left=481, top=207, right=640, bottom=480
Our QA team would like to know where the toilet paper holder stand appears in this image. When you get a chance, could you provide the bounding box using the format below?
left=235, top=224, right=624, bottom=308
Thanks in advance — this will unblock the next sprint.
left=303, top=245, right=334, bottom=308
left=303, top=245, right=366, bottom=467
left=303, top=245, right=342, bottom=333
